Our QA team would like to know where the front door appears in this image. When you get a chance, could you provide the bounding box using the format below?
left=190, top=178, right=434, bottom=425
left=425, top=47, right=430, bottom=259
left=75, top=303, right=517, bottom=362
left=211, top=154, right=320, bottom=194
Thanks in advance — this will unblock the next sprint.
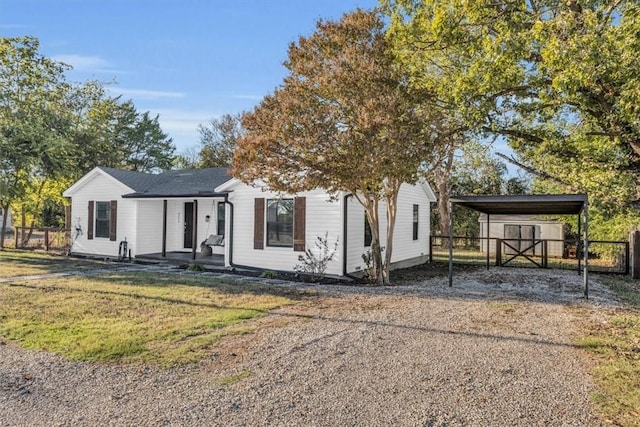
left=184, top=202, right=194, bottom=249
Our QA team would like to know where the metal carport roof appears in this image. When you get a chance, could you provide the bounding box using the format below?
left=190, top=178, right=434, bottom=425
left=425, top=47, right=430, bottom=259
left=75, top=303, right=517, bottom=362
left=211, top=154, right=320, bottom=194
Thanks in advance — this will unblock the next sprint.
left=449, top=194, right=587, bottom=216
left=446, top=194, right=590, bottom=298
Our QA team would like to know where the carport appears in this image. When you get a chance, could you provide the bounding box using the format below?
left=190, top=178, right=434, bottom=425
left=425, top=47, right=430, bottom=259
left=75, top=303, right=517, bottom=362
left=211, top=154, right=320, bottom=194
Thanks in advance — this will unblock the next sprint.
left=447, top=194, right=589, bottom=297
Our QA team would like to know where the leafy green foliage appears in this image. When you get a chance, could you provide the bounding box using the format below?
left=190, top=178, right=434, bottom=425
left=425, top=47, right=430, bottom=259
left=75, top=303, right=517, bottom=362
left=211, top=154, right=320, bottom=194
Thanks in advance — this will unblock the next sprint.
left=72, top=93, right=175, bottom=173
left=0, top=36, right=175, bottom=247
left=384, top=1, right=640, bottom=242
left=259, top=270, right=277, bottom=279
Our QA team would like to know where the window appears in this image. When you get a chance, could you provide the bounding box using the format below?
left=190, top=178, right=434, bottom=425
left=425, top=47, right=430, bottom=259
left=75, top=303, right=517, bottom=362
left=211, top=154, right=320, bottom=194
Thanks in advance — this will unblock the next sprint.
left=266, top=199, right=294, bottom=247
left=217, top=202, right=226, bottom=236
left=364, top=214, right=372, bottom=247
left=95, top=202, right=111, bottom=238
left=412, top=204, right=419, bottom=240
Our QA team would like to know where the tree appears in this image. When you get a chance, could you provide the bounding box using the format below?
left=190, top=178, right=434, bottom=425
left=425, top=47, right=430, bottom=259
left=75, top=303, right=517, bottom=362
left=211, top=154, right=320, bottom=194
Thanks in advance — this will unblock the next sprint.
left=0, top=36, right=176, bottom=248
left=73, top=95, right=175, bottom=174
left=429, top=140, right=523, bottom=238
left=198, top=113, right=245, bottom=167
left=233, top=9, right=438, bottom=284
left=173, top=146, right=200, bottom=170
left=384, top=0, right=640, bottom=241
left=123, top=111, right=175, bottom=172
left=0, top=36, right=74, bottom=246
left=449, top=141, right=509, bottom=239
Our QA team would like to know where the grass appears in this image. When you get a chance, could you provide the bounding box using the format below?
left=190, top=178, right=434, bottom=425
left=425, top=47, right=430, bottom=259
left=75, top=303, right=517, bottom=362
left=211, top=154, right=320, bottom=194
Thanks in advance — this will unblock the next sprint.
left=0, top=249, right=105, bottom=278
left=577, top=275, right=640, bottom=425
left=217, top=370, right=252, bottom=386
left=431, top=249, right=624, bottom=272
left=0, top=270, right=297, bottom=366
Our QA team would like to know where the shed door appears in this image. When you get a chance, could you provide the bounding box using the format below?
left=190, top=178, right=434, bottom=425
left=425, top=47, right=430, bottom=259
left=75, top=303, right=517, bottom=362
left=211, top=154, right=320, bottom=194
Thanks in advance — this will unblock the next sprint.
left=504, top=225, right=520, bottom=255
left=520, top=225, right=536, bottom=255
left=504, top=224, right=537, bottom=255
left=184, top=202, right=194, bottom=249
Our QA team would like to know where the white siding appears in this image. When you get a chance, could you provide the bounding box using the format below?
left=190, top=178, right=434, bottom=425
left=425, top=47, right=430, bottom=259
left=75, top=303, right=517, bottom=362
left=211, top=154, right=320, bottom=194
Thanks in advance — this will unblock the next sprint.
left=389, top=183, right=431, bottom=263
left=134, top=198, right=227, bottom=255
left=479, top=215, right=565, bottom=257
left=135, top=200, right=164, bottom=255
left=229, top=186, right=343, bottom=275
left=345, top=182, right=432, bottom=274
left=68, top=173, right=137, bottom=257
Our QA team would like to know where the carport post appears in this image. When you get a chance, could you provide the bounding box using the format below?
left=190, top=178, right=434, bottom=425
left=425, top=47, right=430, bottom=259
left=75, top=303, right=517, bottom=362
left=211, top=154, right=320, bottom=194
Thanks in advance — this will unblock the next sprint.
left=577, top=211, right=582, bottom=274
left=584, top=199, right=589, bottom=299
left=448, top=200, right=453, bottom=287
left=486, top=214, right=490, bottom=270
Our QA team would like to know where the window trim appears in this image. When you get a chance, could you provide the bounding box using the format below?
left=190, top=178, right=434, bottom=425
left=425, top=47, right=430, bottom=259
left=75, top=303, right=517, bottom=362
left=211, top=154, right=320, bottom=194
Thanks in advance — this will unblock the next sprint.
left=266, top=198, right=294, bottom=248
left=412, top=204, right=419, bottom=241
left=217, top=202, right=226, bottom=236
left=364, top=214, right=372, bottom=247
left=95, top=201, right=111, bottom=239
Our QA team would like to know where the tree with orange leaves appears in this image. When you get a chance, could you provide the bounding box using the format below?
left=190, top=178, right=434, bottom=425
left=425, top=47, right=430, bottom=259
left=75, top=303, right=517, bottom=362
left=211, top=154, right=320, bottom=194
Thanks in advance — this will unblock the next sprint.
left=233, top=9, right=439, bottom=285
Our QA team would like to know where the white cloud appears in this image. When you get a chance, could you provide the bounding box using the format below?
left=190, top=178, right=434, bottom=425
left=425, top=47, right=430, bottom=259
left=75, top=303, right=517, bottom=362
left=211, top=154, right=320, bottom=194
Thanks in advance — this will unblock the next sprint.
left=0, top=24, right=29, bottom=29
left=52, top=54, right=120, bottom=73
left=148, top=108, right=217, bottom=150
left=152, top=108, right=212, bottom=131
left=108, top=87, right=185, bottom=100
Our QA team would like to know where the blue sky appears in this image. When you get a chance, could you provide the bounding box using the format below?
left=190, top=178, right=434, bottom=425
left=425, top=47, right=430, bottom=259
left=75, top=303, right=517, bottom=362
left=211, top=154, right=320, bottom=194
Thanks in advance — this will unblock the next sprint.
left=0, top=0, right=379, bottom=154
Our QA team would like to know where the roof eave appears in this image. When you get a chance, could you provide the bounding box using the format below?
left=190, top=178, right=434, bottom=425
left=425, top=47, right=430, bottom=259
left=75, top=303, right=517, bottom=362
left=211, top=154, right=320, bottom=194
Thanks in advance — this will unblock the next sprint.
left=122, top=192, right=229, bottom=199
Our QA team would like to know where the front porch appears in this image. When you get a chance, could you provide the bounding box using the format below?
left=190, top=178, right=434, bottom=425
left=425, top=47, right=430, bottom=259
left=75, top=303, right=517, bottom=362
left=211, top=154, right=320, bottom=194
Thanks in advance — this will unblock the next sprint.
left=136, top=251, right=225, bottom=267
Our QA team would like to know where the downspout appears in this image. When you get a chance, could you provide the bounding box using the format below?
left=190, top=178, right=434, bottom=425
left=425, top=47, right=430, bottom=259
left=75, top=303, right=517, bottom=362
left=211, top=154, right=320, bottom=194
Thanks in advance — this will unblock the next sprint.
left=223, top=194, right=235, bottom=267
left=222, top=193, right=279, bottom=273
left=342, top=193, right=360, bottom=280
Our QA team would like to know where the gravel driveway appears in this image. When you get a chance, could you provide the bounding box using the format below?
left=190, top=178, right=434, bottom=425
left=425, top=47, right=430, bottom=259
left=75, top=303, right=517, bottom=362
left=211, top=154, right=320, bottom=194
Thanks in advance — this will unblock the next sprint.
left=0, top=267, right=619, bottom=426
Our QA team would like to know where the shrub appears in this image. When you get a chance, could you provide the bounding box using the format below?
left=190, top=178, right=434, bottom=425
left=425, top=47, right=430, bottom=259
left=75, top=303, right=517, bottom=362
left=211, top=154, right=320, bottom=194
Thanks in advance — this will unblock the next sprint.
left=187, top=263, right=204, bottom=271
left=294, top=233, right=338, bottom=282
left=260, top=270, right=278, bottom=279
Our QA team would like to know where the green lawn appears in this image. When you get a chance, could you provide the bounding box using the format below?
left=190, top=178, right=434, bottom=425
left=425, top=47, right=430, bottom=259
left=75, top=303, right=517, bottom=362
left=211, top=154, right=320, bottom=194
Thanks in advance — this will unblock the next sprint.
left=577, top=275, right=640, bottom=426
left=0, top=249, right=106, bottom=278
left=0, top=259, right=298, bottom=365
left=431, top=249, right=623, bottom=272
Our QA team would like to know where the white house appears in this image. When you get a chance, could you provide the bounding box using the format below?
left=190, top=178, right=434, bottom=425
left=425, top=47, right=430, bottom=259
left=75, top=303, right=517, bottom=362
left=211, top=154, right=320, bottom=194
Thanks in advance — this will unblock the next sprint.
left=478, top=214, right=565, bottom=258
left=63, top=167, right=436, bottom=276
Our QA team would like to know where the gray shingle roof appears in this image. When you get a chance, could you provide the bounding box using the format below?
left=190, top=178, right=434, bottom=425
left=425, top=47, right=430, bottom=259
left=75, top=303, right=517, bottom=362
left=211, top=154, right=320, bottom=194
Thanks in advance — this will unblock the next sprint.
left=98, top=167, right=233, bottom=198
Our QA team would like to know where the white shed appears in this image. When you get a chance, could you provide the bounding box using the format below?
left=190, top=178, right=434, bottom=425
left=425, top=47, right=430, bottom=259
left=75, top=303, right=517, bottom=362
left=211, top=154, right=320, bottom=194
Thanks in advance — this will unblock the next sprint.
left=479, top=214, right=565, bottom=258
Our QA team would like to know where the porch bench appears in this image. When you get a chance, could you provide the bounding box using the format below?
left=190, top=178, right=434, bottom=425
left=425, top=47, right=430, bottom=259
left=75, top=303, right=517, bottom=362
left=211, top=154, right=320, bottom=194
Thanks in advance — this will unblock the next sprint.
left=200, top=234, right=224, bottom=256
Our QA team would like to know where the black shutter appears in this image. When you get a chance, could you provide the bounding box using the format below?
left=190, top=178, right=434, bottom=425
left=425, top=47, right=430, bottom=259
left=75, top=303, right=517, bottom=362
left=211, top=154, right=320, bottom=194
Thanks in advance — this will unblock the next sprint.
left=109, top=200, right=117, bottom=241
left=293, top=197, right=306, bottom=252
left=254, top=198, right=264, bottom=249
left=87, top=201, right=94, bottom=240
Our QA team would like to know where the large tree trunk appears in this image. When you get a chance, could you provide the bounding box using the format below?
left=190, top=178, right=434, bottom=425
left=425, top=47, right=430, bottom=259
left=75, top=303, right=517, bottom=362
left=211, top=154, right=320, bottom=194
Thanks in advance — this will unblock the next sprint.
left=436, top=148, right=455, bottom=249
left=0, top=202, right=8, bottom=249
left=383, top=182, right=401, bottom=285
left=356, top=193, right=384, bottom=285
left=367, top=198, right=384, bottom=285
